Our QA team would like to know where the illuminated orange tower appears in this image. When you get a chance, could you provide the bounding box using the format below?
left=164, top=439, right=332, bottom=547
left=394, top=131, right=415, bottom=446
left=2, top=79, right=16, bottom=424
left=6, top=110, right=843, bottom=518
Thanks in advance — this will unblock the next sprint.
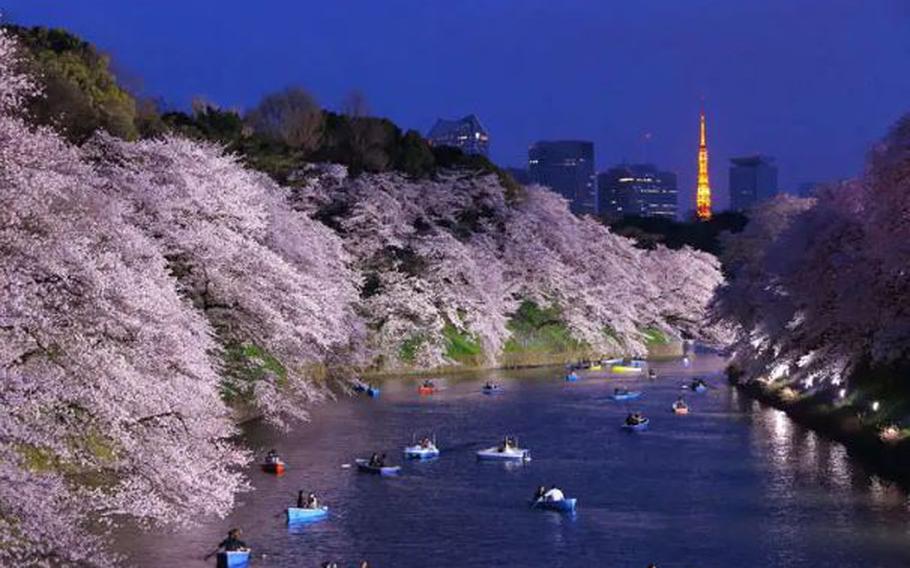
left=696, top=111, right=712, bottom=221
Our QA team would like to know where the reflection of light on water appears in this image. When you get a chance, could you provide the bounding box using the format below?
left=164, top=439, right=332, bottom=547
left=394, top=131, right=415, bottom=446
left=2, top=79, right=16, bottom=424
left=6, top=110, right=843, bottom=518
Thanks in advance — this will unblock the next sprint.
left=768, top=408, right=792, bottom=468
left=826, top=443, right=850, bottom=492
left=868, top=476, right=910, bottom=511
left=798, top=429, right=818, bottom=474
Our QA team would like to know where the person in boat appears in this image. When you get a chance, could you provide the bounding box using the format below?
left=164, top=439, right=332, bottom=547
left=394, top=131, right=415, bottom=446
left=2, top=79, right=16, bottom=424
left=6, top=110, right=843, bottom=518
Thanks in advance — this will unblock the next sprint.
left=296, top=490, right=306, bottom=508
left=217, top=528, right=249, bottom=552
left=422, top=379, right=435, bottom=388
left=648, top=368, right=657, bottom=379
left=265, top=449, right=280, bottom=464
left=543, top=484, right=565, bottom=502
left=533, top=485, right=547, bottom=501
left=500, top=436, right=515, bottom=452
left=625, top=413, right=644, bottom=426
left=305, top=492, right=319, bottom=509
left=368, top=452, right=381, bottom=467
left=614, top=387, right=628, bottom=396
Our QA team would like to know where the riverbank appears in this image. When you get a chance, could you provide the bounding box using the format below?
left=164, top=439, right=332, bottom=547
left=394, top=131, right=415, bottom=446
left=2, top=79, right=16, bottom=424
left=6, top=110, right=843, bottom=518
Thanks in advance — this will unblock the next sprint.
left=731, top=372, right=910, bottom=486
left=363, top=339, right=688, bottom=379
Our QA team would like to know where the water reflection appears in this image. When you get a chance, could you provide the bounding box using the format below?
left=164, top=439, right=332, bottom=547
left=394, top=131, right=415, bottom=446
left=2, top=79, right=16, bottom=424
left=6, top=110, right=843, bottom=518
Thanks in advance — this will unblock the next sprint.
left=117, top=355, right=910, bottom=567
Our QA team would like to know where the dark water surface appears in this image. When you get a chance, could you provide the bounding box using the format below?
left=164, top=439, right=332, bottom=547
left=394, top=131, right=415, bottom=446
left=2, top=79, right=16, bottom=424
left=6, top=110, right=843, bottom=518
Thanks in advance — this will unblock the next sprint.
left=121, top=355, right=910, bottom=567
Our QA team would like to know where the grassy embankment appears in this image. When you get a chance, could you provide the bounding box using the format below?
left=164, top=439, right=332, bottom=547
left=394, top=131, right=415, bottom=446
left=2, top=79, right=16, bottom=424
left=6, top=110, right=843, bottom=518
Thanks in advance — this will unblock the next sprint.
left=376, top=301, right=680, bottom=376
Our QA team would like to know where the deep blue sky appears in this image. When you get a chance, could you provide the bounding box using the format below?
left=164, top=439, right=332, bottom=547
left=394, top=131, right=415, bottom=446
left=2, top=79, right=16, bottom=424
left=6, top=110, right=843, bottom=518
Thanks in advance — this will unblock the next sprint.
left=5, top=1, right=910, bottom=211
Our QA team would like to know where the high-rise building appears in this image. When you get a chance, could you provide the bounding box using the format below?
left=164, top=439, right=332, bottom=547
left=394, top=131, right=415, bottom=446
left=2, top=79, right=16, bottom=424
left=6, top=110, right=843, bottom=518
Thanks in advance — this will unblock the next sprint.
left=695, top=111, right=712, bottom=221
left=729, top=155, right=779, bottom=211
left=426, top=114, right=490, bottom=157
left=528, top=140, right=596, bottom=214
left=598, top=164, right=678, bottom=219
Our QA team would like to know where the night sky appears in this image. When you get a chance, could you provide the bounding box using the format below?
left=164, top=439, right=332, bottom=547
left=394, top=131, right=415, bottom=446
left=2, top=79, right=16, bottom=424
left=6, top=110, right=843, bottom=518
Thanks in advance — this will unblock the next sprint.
left=5, top=1, right=909, bottom=211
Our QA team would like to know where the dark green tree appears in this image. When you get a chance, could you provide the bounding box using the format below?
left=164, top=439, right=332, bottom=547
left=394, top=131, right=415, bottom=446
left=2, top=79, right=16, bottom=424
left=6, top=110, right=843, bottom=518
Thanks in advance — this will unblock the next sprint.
left=4, top=25, right=138, bottom=142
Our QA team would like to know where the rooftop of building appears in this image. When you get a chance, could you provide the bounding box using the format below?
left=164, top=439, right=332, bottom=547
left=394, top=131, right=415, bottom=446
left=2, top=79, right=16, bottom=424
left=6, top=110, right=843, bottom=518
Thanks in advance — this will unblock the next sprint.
left=730, top=155, right=776, bottom=166
left=427, top=114, right=488, bottom=138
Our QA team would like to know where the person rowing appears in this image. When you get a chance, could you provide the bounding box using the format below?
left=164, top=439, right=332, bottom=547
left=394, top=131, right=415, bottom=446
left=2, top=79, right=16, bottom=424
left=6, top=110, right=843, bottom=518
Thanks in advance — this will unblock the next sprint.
left=543, top=484, right=565, bottom=502
left=422, top=379, right=435, bottom=388
left=265, top=449, right=280, bottom=464
left=648, top=368, right=657, bottom=379
left=625, top=412, right=646, bottom=426
left=205, top=528, right=249, bottom=561
left=499, top=436, right=516, bottom=452
left=614, top=387, right=628, bottom=396
left=296, top=490, right=319, bottom=509
left=368, top=452, right=387, bottom=467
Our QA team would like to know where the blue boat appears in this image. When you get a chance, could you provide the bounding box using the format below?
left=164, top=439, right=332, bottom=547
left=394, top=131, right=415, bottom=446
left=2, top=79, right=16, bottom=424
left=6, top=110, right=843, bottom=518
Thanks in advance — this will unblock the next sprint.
left=286, top=506, right=329, bottom=524
left=611, top=390, right=642, bottom=401
left=622, top=417, right=650, bottom=432
left=367, top=387, right=380, bottom=398
left=565, top=372, right=579, bottom=382
left=532, top=498, right=577, bottom=513
left=216, top=550, right=250, bottom=568
left=355, top=458, right=401, bottom=476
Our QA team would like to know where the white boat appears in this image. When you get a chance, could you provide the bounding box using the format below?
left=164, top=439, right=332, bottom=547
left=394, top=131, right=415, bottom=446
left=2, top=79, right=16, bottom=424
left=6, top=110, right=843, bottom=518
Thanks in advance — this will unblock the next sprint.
left=403, top=443, right=440, bottom=459
left=476, top=445, right=531, bottom=462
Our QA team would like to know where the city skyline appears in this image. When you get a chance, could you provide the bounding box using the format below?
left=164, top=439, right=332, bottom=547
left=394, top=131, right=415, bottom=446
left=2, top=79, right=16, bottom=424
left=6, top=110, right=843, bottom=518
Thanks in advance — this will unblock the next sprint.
left=4, top=1, right=908, bottom=212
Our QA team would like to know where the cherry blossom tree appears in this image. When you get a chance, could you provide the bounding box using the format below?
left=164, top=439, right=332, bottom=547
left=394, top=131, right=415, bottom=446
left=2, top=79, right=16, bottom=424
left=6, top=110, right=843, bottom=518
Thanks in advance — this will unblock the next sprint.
left=714, top=114, right=910, bottom=393
left=0, top=29, right=247, bottom=566
left=89, top=135, right=362, bottom=425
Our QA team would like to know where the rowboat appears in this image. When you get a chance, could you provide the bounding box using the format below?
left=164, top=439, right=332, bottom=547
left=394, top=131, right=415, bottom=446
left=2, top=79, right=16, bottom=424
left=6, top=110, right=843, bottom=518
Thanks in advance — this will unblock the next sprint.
left=355, top=458, right=401, bottom=476
left=672, top=402, right=689, bottom=415
left=611, top=390, right=642, bottom=401
left=476, top=446, right=531, bottom=462
left=611, top=365, right=644, bottom=374
left=403, top=444, right=440, bottom=459
left=622, top=418, right=650, bottom=432
left=482, top=384, right=502, bottom=394
left=261, top=461, right=285, bottom=475
left=532, top=497, right=577, bottom=513
left=286, top=506, right=329, bottom=523
left=216, top=550, right=250, bottom=568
